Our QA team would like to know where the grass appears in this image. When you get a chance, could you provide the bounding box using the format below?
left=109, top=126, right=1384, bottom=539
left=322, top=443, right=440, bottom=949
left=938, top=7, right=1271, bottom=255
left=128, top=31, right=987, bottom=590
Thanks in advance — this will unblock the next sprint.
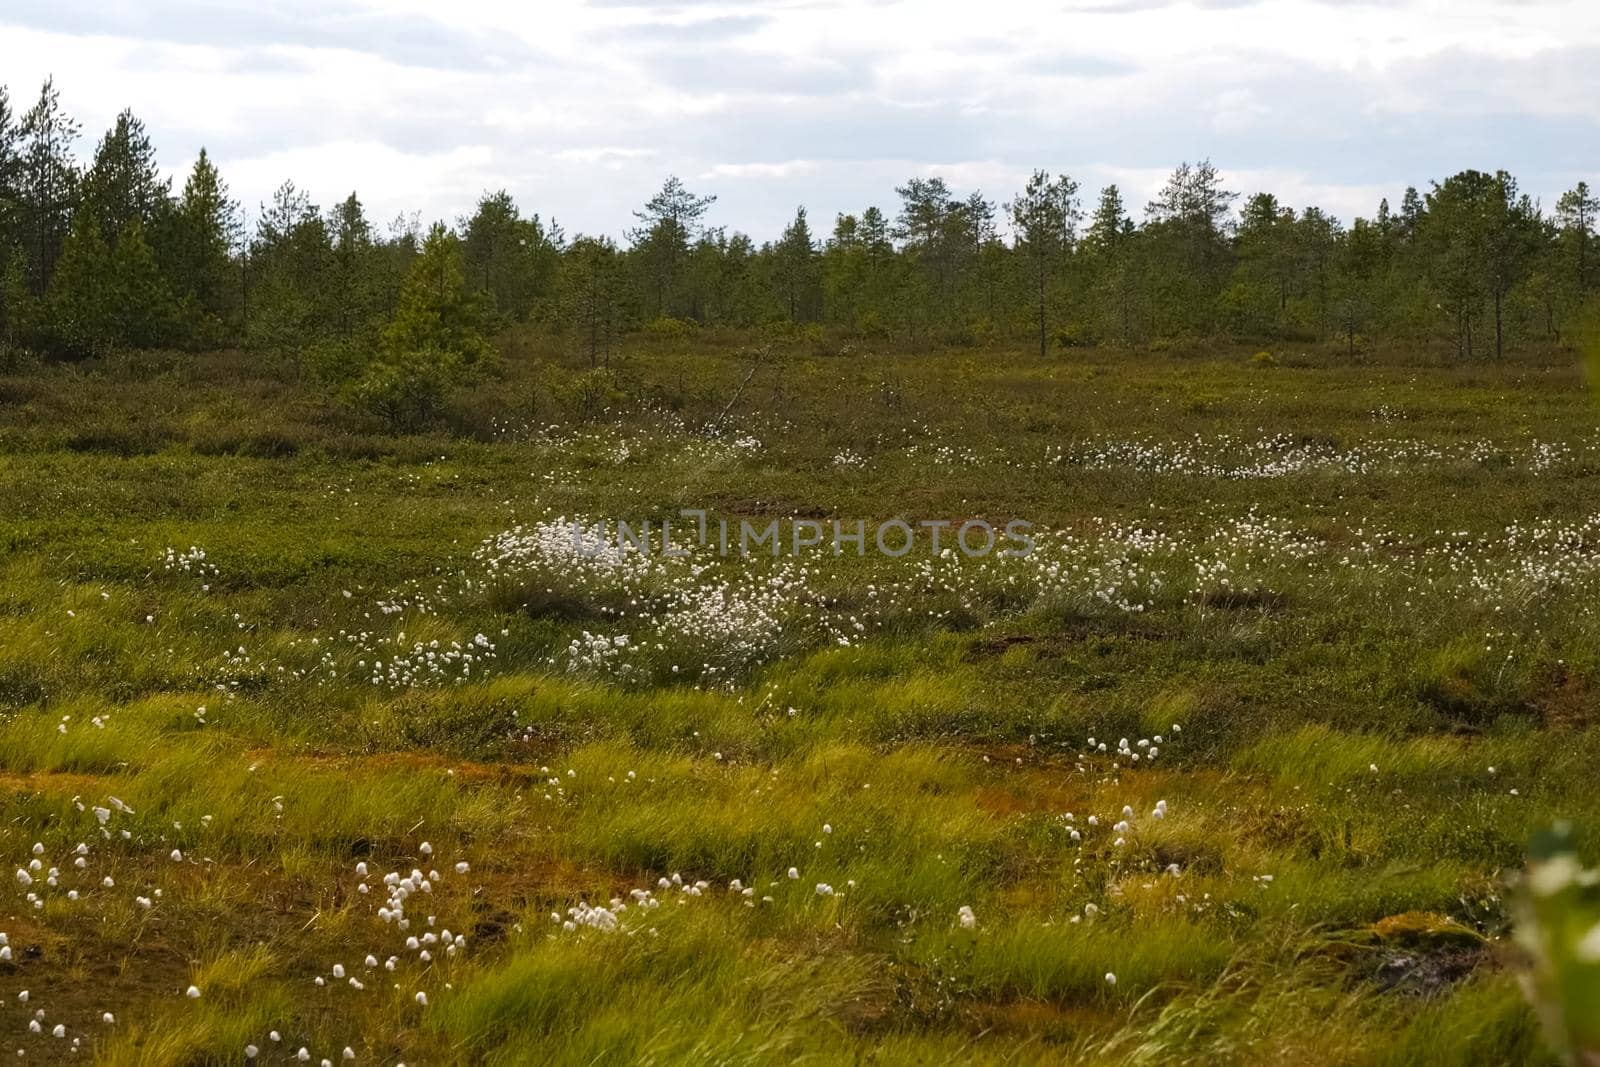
left=0, top=335, right=1593, bottom=1062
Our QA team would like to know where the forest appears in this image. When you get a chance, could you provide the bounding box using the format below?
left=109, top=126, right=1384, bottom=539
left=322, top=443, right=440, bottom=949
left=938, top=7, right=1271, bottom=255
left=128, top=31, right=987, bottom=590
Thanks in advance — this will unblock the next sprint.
left=2, top=76, right=1597, bottom=378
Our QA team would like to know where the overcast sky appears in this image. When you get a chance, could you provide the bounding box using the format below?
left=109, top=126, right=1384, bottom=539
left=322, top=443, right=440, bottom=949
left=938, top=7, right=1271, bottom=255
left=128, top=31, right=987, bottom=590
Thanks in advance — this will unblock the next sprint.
left=3, top=0, right=1598, bottom=242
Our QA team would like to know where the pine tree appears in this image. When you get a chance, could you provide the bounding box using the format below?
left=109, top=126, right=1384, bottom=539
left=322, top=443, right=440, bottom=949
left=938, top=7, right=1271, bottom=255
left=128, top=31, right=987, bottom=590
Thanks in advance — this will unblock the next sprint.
left=248, top=180, right=332, bottom=348
left=16, top=79, right=79, bottom=296
left=461, top=190, right=558, bottom=324
left=1143, top=160, right=1236, bottom=338
left=168, top=149, right=241, bottom=338
left=383, top=223, right=491, bottom=364
left=0, top=85, right=20, bottom=250
left=773, top=206, right=817, bottom=322
left=46, top=211, right=113, bottom=354
left=328, top=192, right=379, bottom=338
left=1007, top=170, right=1080, bottom=357
left=106, top=219, right=178, bottom=347
left=630, top=176, right=715, bottom=319
left=1556, top=182, right=1598, bottom=292
left=559, top=235, right=623, bottom=366
left=1081, top=185, right=1138, bottom=343
left=894, top=177, right=962, bottom=335
left=0, top=87, right=22, bottom=342
left=80, top=109, right=170, bottom=244
left=0, top=243, right=31, bottom=348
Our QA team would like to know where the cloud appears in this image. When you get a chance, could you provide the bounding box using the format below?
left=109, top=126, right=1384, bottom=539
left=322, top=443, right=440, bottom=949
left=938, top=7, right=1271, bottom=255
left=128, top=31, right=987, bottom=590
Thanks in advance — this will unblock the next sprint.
left=1, top=0, right=543, bottom=69
left=701, top=160, right=818, bottom=179
left=594, top=13, right=771, bottom=43
left=1, top=0, right=1597, bottom=240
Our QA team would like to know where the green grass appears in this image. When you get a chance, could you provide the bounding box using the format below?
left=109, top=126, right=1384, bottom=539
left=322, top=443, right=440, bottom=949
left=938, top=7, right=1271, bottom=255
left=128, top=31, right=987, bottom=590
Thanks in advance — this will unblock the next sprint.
left=0, top=337, right=1593, bottom=1062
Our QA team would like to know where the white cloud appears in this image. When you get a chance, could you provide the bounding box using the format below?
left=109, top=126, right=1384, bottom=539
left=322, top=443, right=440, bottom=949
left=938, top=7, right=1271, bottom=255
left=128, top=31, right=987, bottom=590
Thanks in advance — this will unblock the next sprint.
left=701, top=160, right=819, bottom=180
left=1, top=0, right=1597, bottom=239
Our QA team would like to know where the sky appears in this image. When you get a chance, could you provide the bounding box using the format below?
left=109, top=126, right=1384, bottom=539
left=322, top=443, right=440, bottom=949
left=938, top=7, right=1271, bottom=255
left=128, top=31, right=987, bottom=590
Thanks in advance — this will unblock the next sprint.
left=3, top=0, right=1599, bottom=243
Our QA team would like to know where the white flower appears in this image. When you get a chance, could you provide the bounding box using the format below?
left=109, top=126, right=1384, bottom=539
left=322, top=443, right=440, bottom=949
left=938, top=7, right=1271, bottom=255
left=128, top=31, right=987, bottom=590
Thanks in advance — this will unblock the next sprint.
left=1532, top=855, right=1589, bottom=897
left=1104, top=972, right=1117, bottom=985
left=185, top=985, right=201, bottom=999
left=415, top=991, right=428, bottom=1006
left=787, top=867, right=799, bottom=880
left=957, top=905, right=976, bottom=930
left=1575, top=921, right=1600, bottom=963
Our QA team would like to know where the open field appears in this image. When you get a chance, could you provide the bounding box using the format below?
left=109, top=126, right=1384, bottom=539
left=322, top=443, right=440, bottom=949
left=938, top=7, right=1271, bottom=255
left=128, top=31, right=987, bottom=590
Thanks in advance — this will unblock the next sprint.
left=0, top=339, right=1596, bottom=1063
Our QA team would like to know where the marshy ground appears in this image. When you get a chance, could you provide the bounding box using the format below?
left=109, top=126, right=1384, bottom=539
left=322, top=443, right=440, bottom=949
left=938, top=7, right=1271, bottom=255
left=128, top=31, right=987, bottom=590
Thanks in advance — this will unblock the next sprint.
left=0, top=339, right=1593, bottom=1063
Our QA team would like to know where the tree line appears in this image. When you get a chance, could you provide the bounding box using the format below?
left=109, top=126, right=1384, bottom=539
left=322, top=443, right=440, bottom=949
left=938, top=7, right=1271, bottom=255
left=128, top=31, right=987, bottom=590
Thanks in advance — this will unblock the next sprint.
left=3, top=77, right=1598, bottom=370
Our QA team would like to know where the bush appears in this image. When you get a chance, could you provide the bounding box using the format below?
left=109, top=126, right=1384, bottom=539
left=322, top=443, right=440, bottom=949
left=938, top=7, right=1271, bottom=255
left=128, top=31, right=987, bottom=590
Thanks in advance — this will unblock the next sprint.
left=302, top=338, right=371, bottom=386
left=1054, top=322, right=1095, bottom=349
left=346, top=346, right=462, bottom=431
left=560, top=366, right=627, bottom=421
left=0, top=342, right=39, bottom=374
left=643, top=316, right=696, bottom=342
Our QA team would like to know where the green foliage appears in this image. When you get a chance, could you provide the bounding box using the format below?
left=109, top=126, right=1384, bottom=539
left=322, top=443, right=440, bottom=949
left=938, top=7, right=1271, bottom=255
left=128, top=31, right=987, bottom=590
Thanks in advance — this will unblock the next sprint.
left=346, top=344, right=462, bottom=431
left=337, top=223, right=497, bottom=431
left=7, top=72, right=1600, bottom=366
left=559, top=235, right=624, bottom=366
left=461, top=189, right=560, bottom=325
left=45, top=215, right=179, bottom=356
left=559, top=365, right=627, bottom=420
left=642, top=315, right=696, bottom=342
left=1516, top=827, right=1600, bottom=1064
left=382, top=223, right=494, bottom=367
left=165, top=148, right=239, bottom=337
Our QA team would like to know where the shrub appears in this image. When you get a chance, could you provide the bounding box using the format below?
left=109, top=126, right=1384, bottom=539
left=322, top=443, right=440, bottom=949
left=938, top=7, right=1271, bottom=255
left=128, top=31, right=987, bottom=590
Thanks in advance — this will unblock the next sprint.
left=302, top=338, right=371, bottom=385
left=643, top=316, right=696, bottom=342
left=560, top=366, right=627, bottom=421
left=1054, top=322, right=1095, bottom=349
left=347, top=346, right=462, bottom=431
